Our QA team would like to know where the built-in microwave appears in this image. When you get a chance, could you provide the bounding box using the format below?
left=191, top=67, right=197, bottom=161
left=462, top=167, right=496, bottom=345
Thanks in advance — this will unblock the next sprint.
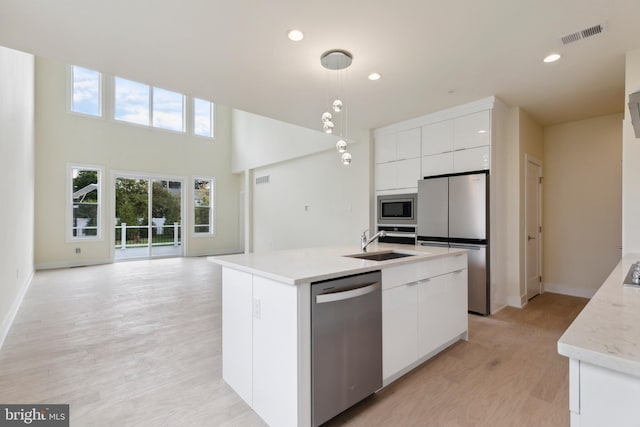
left=376, top=193, right=417, bottom=225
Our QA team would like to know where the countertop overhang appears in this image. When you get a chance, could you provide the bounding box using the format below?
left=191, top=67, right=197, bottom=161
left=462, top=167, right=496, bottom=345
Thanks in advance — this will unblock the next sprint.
left=558, top=253, right=640, bottom=377
left=207, top=243, right=467, bottom=285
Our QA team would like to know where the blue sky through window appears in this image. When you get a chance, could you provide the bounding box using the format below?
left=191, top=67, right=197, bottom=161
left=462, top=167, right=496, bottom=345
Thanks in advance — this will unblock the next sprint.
left=194, top=98, right=212, bottom=137
left=72, top=66, right=100, bottom=116
left=114, top=77, right=150, bottom=125
left=153, top=88, right=184, bottom=131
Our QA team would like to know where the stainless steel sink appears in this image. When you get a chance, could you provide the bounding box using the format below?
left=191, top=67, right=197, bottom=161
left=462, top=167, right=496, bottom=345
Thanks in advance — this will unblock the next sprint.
left=344, top=250, right=416, bottom=261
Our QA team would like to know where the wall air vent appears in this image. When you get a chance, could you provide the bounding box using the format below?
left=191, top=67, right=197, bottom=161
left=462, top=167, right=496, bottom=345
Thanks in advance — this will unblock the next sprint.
left=255, top=175, right=270, bottom=185
left=560, top=22, right=607, bottom=46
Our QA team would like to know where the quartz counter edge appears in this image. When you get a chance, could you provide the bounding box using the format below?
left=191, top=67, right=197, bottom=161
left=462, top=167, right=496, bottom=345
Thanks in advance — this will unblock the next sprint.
left=557, top=253, right=640, bottom=377
left=207, top=243, right=468, bottom=285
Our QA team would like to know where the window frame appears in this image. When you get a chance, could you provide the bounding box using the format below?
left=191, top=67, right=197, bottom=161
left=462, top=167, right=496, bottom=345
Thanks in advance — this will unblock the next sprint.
left=68, top=164, right=104, bottom=242
left=113, top=76, right=151, bottom=127
left=68, top=64, right=215, bottom=139
left=192, top=176, right=215, bottom=236
left=68, top=65, right=103, bottom=118
left=193, top=98, right=215, bottom=139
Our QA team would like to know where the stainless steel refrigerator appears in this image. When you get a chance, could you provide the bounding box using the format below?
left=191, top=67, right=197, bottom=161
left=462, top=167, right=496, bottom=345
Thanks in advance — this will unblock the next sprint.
left=417, top=171, right=489, bottom=315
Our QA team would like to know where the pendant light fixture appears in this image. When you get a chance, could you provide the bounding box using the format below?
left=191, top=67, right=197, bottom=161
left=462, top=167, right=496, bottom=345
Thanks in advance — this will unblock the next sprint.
left=320, top=49, right=353, bottom=165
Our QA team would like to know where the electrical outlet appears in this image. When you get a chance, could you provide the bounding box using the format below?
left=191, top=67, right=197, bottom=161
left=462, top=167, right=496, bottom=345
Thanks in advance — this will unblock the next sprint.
left=75, top=247, right=81, bottom=254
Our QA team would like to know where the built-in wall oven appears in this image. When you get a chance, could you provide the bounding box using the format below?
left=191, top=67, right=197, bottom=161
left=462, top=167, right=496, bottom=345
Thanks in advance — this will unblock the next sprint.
left=376, top=193, right=417, bottom=245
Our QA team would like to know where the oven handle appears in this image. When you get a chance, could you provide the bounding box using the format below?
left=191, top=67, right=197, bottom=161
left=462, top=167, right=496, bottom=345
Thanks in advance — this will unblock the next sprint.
left=316, top=282, right=381, bottom=304
left=383, top=232, right=416, bottom=238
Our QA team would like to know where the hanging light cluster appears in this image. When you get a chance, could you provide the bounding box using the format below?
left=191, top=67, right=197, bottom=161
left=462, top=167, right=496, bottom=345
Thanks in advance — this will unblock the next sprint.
left=320, top=49, right=353, bottom=165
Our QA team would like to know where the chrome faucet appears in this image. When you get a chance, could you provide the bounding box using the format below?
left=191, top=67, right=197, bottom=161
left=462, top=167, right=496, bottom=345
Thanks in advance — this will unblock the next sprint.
left=361, top=229, right=386, bottom=252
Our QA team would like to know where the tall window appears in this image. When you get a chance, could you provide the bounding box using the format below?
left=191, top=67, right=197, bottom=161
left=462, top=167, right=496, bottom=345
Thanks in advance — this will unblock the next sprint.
left=193, top=178, right=214, bottom=234
left=71, top=166, right=101, bottom=239
left=71, top=66, right=101, bottom=117
left=194, top=98, right=214, bottom=138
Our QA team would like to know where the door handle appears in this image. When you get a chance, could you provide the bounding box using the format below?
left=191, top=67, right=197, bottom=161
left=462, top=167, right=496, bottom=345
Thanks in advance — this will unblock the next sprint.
left=316, top=282, right=380, bottom=304
left=528, top=235, right=535, bottom=241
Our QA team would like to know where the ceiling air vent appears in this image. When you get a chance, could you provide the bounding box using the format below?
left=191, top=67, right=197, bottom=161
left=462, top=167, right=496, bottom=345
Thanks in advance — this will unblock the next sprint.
left=255, top=175, right=270, bottom=185
left=560, top=22, right=607, bottom=46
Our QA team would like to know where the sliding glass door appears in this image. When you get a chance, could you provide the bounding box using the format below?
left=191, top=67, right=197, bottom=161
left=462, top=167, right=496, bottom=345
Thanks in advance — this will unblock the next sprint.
left=114, top=175, right=183, bottom=260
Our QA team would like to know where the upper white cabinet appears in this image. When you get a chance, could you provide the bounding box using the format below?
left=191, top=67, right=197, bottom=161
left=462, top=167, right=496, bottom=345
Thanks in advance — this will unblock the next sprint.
left=421, top=120, right=453, bottom=156
left=453, top=110, right=491, bottom=150
left=396, top=128, right=421, bottom=160
left=375, top=128, right=421, bottom=192
left=374, top=96, right=502, bottom=188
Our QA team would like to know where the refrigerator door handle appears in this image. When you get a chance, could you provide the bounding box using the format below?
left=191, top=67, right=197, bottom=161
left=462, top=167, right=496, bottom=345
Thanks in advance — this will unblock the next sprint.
left=449, top=243, right=483, bottom=250
left=419, top=242, right=449, bottom=248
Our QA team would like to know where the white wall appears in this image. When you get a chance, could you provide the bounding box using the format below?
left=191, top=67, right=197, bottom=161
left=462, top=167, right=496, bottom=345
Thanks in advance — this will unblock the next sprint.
left=232, top=107, right=370, bottom=253
left=34, top=57, right=241, bottom=268
left=0, top=46, right=35, bottom=348
left=623, top=49, right=640, bottom=254
left=231, top=109, right=342, bottom=173
left=544, top=114, right=623, bottom=297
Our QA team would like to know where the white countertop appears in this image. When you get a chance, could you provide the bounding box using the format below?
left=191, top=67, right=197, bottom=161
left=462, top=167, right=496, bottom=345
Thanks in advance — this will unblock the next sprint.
left=558, top=253, right=640, bottom=377
left=207, top=243, right=467, bottom=285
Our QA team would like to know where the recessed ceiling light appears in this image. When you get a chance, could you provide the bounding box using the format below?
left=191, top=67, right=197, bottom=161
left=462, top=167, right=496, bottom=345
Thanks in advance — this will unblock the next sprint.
left=287, top=29, right=304, bottom=41
left=368, top=72, right=381, bottom=81
left=477, top=130, right=487, bottom=134
left=543, top=53, right=561, bottom=63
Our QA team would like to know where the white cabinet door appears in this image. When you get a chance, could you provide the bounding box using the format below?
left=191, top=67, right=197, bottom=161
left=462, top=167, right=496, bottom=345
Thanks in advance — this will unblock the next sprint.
left=222, top=268, right=253, bottom=406
left=376, top=158, right=421, bottom=191
left=422, top=120, right=453, bottom=156
left=382, top=283, right=418, bottom=380
left=375, top=162, right=396, bottom=191
left=417, top=270, right=468, bottom=358
left=397, top=128, right=421, bottom=160
left=374, top=133, right=397, bottom=164
left=453, top=145, right=490, bottom=172
left=252, top=276, right=299, bottom=427
left=453, top=110, right=491, bottom=150
left=422, top=152, right=454, bottom=177
left=396, top=158, right=421, bottom=190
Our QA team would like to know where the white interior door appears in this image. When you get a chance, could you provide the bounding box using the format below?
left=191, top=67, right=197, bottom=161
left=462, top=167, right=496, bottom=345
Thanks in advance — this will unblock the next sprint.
left=525, top=157, right=543, bottom=300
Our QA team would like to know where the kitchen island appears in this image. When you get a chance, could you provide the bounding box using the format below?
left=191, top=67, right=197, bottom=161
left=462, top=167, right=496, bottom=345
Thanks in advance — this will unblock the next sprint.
left=557, top=253, right=640, bottom=426
left=209, top=243, right=468, bottom=427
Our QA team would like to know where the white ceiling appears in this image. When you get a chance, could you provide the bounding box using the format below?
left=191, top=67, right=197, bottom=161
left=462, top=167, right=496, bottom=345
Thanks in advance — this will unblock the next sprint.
left=1, top=0, right=639, bottom=132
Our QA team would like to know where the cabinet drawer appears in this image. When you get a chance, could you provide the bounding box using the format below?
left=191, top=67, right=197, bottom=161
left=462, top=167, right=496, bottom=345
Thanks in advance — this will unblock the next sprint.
left=382, top=254, right=467, bottom=291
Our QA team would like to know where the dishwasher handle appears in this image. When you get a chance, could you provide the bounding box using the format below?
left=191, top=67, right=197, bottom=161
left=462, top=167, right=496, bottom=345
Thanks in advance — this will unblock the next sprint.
left=316, top=282, right=381, bottom=304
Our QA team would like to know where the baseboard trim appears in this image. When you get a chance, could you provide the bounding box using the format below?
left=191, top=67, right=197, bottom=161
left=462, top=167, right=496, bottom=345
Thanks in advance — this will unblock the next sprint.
left=0, top=269, right=35, bottom=352
left=35, top=258, right=112, bottom=271
left=544, top=283, right=595, bottom=299
left=189, top=247, right=244, bottom=257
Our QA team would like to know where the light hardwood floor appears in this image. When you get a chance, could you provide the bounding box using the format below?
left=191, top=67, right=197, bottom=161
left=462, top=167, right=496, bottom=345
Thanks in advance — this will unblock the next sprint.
left=0, top=258, right=587, bottom=426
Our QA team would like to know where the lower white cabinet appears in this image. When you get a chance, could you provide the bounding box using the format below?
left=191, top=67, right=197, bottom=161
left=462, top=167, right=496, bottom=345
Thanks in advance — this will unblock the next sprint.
left=222, top=268, right=253, bottom=405
left=568, top=359, right=640, bottom=427
left=382, top=282, right=418, bottom=379
left=382, top=256, right=468, bottom=383
left=222, top=268, right=301, bottom=427
left=417, top=270, right=468, bottom=358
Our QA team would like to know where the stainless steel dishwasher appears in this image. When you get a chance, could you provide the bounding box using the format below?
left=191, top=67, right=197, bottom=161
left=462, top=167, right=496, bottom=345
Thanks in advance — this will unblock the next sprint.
left=311, top=270, right=382, bottom=427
